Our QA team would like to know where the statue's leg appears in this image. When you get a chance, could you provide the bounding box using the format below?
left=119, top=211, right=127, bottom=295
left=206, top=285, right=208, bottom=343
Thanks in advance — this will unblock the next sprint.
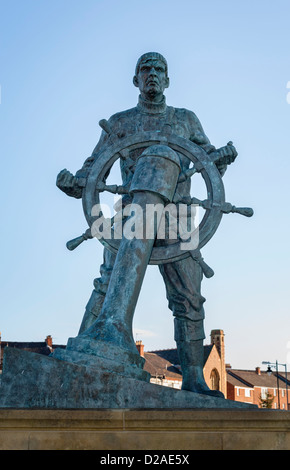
left=78, top=248, right=116, bottom=334
left=79, top=144, right=181, bottom=354
left=159, top=256, right=224, bottom=398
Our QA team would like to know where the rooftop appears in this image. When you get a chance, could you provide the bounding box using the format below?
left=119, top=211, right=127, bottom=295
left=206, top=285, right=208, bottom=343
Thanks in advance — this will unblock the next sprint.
left=227, top=368, right=290, bottom=389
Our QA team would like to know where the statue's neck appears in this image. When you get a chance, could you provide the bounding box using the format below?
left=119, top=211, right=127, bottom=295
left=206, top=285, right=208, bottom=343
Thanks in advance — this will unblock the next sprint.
left=137, top=94, right=167, bottom=114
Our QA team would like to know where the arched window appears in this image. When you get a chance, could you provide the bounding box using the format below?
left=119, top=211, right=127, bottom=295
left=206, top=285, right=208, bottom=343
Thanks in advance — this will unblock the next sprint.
left=210, top=369, right=220, bottom=391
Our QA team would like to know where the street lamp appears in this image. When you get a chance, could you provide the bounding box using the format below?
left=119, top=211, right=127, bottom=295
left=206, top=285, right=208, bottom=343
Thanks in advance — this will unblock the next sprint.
left=266, top=365, right=272, bottom=376
left=262, top=361, right=289, bottom=410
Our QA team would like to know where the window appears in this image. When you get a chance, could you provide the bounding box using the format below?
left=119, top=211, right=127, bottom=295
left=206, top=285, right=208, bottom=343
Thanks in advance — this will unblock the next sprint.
left=282, top=390, right=285, bottom=397
left=210, top=369, right=220, bottom=391
left=236, top=387, right=240, bottom=396
left=245, top=389, right=251, bottom=397
left=261, top=388, right=268, bottom=399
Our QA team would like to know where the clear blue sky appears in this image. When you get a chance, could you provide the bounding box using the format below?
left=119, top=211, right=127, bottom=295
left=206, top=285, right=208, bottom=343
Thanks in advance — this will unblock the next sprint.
left=1, top=0, right=290, bottom=370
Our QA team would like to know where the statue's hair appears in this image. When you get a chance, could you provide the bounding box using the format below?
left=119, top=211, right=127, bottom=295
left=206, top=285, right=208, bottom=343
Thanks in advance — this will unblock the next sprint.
left=135, top=52, right=168, bottom=76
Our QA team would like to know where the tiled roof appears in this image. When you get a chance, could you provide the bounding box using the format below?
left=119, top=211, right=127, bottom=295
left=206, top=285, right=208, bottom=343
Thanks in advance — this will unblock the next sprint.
left=144, top=352, right=182, bottom=379
left=227, top=369, right=290, bottom=389
left=0, top=341, right=51, bottom=356
left=227, top=371, right=253, bottom=388
left=146, top=348, right=179, bottom=365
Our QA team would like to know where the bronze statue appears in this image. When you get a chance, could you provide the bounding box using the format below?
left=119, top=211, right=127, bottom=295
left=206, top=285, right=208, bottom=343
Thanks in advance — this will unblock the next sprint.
left=56, top=52, right=253, bottom=398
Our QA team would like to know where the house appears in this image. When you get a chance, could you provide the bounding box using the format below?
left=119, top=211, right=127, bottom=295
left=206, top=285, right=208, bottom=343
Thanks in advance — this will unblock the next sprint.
left=227, top=366, right=290, bottom=409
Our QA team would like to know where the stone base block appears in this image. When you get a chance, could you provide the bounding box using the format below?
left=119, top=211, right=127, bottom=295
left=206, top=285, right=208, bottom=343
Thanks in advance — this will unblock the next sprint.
left=0, top=408, right=289, bottom=450
left=0, top=348, right=255, bottom=410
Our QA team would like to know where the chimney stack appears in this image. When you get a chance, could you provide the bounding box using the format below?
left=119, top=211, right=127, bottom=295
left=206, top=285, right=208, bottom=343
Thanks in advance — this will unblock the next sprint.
left=45, top=335, right=53, bottom=348
left=210, top=329, right=226, bottom=397
left=256, top=367, right=261, bottom=375
left=136, top=340, right=144, bottom=357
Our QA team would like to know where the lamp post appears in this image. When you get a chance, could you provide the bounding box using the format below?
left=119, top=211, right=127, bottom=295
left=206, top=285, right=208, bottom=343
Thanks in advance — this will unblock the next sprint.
left=262, top=361, right=289, bottom=410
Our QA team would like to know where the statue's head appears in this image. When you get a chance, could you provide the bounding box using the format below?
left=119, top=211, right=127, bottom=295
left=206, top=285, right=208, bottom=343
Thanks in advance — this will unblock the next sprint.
left=133, top=52, right=169, bottom=102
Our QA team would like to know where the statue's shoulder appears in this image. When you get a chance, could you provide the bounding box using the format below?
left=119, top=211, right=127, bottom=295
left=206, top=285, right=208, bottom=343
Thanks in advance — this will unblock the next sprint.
left=172, top=106, right=200, bottom=124
left=107, top=106, right=137, bottom=125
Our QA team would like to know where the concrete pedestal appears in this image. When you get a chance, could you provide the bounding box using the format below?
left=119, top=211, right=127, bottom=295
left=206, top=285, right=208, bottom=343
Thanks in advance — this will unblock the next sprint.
left=0, top=408, right=289, bottom=450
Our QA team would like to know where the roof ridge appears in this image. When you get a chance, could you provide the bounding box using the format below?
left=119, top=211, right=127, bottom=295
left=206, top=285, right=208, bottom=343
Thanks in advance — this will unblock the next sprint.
left=229, top=368, right=263, bottom=372
left=227, top=370, right=254, bottom=387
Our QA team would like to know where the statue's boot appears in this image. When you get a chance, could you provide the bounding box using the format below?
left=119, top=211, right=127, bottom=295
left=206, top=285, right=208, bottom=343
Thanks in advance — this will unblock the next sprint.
left=177, top=338, right=224, bottom=398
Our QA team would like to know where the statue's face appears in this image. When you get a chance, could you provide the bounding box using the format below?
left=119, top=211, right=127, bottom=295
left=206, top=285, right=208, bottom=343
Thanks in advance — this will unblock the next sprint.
left=134, top=58, right=169, bottom=102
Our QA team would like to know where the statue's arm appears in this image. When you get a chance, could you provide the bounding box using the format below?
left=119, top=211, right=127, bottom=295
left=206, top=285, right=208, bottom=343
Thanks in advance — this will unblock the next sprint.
left=188, top=112, right=237, bottom=176
left=56, top=130, right=108, bottom=198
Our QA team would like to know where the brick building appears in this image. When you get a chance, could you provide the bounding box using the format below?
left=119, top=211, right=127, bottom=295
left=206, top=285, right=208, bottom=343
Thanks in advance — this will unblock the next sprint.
left=227, top=366, right=290, bottom=409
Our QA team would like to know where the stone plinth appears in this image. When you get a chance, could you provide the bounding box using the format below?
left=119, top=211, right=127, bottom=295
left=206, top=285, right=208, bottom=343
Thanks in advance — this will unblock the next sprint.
left=0, top=347, right=255, bottom=410
left=0, top=409, right=289, bottom=450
